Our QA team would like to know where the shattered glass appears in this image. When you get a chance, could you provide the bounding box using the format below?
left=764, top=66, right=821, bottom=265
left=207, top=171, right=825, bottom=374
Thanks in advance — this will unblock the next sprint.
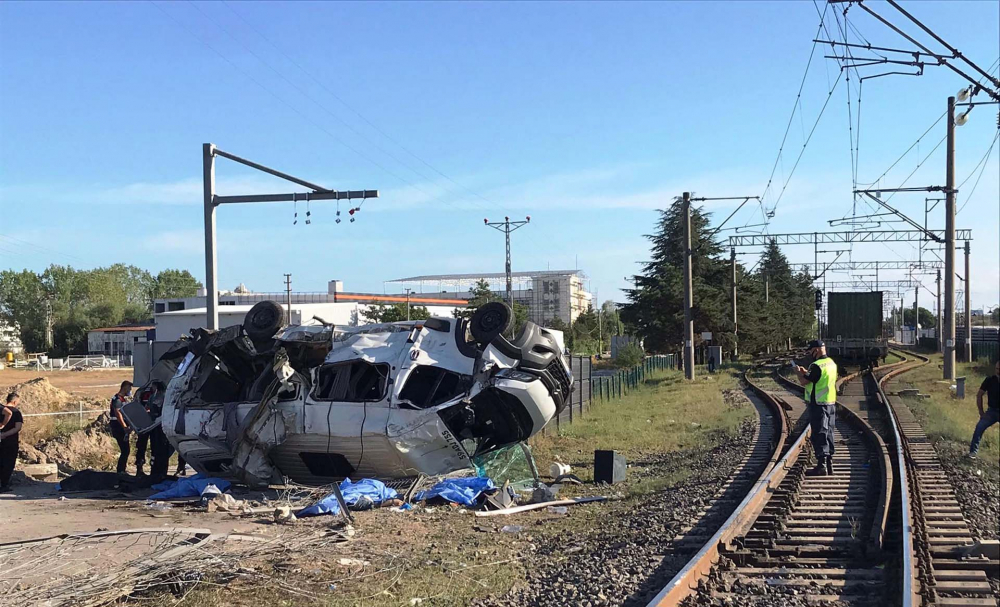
left=473, top=442, right=538, bottom=491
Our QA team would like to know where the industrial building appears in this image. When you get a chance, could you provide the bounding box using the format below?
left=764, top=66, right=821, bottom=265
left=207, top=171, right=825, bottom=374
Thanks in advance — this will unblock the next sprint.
left=151, top=280, right=468, bottom=343
left=87, top=323, right=156, bottom=359
left=386, top=270, right=592, bottom=326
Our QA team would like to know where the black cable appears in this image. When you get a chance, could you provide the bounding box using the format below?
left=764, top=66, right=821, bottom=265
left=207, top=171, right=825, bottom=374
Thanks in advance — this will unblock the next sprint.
left=759, top=1, right=830, bottom=214
left=770, top=70, right=845, bottom=217
left=957, top=131, right=999, bottom=215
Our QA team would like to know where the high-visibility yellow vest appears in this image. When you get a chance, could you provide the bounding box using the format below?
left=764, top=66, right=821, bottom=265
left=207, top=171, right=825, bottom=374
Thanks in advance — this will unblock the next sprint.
left=807, top=357, right=838, bottom=405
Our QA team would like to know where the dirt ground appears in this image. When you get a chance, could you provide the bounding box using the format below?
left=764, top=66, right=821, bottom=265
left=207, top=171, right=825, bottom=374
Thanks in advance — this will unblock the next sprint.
left=0, top=368, right=134, bottom=399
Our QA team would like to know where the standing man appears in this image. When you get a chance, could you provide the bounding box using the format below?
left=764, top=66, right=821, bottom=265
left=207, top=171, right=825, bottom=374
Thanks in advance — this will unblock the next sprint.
left=968, top=360, right=1000, bottom=458
left=795, top=340, right=838, bottom=476
left=108, top=381, right=133, bottom=476
left=0, top=393, right=24, bottom=492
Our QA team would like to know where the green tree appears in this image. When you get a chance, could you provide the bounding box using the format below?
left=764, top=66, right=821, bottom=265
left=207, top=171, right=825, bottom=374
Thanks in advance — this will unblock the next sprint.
left=361, top=302, right=430, bottom=324
left=619, top=200, right=731, bottom=352
left=901, top=306, right=936, bottom=328
left=0, top=269, right=49, bottom=352
left=453, top=279, right=528, bottom=335
left=151, top=269, right=202, bottom=301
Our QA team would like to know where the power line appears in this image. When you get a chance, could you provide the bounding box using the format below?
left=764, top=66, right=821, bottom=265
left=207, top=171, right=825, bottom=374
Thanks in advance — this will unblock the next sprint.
left=759, top=1, right=830, bottom=216
left=768, top=70, right=844, bottom=218
left=957, top=130, right=1000, bottom=215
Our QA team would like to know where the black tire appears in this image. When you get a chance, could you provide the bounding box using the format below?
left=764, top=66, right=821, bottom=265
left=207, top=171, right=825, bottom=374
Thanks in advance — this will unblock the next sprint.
left=244, top=300, right=285, bottom=341
left=469, top=302, right=513, bottom=344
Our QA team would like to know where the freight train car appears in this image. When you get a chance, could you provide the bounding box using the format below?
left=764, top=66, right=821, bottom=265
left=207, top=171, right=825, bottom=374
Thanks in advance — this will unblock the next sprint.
left=826, top=291, right=888, bottom=363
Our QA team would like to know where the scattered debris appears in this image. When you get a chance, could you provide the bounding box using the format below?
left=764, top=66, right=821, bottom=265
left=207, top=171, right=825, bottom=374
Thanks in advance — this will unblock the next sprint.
left=499, top=525, right=524, bottom=533
left=413, top=476, right=496, bottom=507
left=474, top=496, right=610, bottom=517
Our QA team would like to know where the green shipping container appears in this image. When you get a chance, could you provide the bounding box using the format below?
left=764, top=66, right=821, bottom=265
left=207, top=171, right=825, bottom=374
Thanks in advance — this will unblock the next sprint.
left=827, top=291, right=883, bottom=341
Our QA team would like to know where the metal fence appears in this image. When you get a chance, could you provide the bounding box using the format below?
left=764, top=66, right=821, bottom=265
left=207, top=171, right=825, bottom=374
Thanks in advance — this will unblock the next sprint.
left=548, top=354, right=675, bottom=432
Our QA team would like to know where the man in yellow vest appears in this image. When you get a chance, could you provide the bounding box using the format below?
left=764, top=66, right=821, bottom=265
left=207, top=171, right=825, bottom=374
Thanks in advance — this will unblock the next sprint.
left=794, top=340, right=838, bottom=476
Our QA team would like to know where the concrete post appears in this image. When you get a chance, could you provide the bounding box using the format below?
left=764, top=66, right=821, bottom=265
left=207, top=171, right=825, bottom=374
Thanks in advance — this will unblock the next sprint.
left=943, top=97, right=956, bottom=380
left=682, top=193, right=695, bottom=380
left=203, top=143, right=218, bottom=330
left=964, top=241, right=972, bottom=362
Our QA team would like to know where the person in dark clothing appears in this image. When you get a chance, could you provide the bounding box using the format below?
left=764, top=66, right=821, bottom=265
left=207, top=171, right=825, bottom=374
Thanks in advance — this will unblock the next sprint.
left=794, top=340, right=839, bottom=476
left=108, top=381, right=133, bottom=475
left=968, top=360, right=1000, bottom=458
left=1, top=392, right=24, bottom=492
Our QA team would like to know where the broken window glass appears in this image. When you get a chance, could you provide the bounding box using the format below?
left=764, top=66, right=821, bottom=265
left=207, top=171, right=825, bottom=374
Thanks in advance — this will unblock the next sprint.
left=438, top=389, right=534, bottom=457
left=313, top=361, right=389, bottom=402
left=398, top=366, right=472, bottom=409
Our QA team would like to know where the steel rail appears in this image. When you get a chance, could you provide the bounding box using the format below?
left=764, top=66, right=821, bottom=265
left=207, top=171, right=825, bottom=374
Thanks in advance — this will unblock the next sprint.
left=875, top=349, right=930, bottom=606
left=645, top=363, right=797, bottom=606
left=774, top=365, right=894, bottom=553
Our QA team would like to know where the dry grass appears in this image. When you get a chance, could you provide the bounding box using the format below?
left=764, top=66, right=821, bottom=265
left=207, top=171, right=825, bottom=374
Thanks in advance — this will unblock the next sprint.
left=141, top=366, right=755, bottom=607
left=895, top=353, right=999, bottom=472
left=530, top=366, right=751, bottom=486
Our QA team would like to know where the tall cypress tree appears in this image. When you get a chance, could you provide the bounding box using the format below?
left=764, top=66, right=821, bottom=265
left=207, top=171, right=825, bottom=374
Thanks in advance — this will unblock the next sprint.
left=620, top=199, right=730, bottom=352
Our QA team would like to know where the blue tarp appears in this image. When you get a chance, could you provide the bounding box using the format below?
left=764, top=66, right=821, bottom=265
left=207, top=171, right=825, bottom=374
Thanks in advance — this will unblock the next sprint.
left=297, top=478, right=399, bottom=517
left=149, top=475, right=231, bottom=500
left=413, top=477, right=496, bottom=506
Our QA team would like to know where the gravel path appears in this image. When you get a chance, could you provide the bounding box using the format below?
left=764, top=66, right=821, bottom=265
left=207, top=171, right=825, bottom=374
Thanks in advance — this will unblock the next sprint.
left=475, top=390, right=761, bottom=607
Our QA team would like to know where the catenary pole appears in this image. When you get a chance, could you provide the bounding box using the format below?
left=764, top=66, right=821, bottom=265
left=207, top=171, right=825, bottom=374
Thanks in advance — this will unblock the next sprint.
left=283, top=273, right=292, bottom=319
left=936, top=270, right=943, bottom=353
left=964, top=241, right=972, bottom=362
left=731, top=247, right=738, bottom=359
left=683, top=193, right=695, bottom=379
left=944, top=97, right=957, bottom=380
left=203, top=143, right=218, bottom=330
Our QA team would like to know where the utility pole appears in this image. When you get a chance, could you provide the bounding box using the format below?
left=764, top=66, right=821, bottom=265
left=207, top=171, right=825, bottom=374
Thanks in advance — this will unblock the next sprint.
left=731, top=248, right=738, bottom=359
left=203, top=144, right=218, bottom=329
left=404, top=288, right=412, bottom=321
left=484, top=216, right=530, bottom=307
left=936, top=270, right=943, bottom=353
left=914, top=273, right=919, bottom=339
left=283, top=274, right=292, bottom=319
left=964, top=241, right=972, bottom=362
left=814, top=234, right=820, bottom=340
left=682, top=192, right=694, bottom=380
left=943, top=97, right=957, bottom=380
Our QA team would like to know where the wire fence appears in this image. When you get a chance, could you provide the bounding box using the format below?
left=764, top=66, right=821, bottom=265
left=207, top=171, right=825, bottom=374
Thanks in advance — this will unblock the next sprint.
left=547, top=354, right=676, bottom=433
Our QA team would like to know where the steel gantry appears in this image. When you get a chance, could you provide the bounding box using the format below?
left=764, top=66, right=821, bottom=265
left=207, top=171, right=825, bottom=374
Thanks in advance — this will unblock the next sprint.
left=727, top=230, right=972, bottom=247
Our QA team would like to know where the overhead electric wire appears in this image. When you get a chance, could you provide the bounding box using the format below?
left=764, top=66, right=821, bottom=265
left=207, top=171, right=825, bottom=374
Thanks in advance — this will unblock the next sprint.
left=957, top=130, right=999, bottom=215
left=768, top=70, right=844, bottom=218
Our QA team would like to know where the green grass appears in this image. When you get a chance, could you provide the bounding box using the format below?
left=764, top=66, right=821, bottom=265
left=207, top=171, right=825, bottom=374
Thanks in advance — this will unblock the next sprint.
left=895, top=353, right=999, bottom=473
left=884, top=351, right=905, bottom=365
left=530, top=367, right=752, bottom=485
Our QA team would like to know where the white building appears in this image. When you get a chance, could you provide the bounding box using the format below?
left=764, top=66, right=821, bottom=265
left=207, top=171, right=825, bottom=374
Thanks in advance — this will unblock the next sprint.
left=0, top=321, right=24, bottom=355
left=87, top=324, right=156, bottom=358
left=387, top=270, right=593, bottom=326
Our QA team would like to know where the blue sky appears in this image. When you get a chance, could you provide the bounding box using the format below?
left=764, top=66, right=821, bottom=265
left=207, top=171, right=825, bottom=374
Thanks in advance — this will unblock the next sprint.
left=1, top=1, right=998, bottom=311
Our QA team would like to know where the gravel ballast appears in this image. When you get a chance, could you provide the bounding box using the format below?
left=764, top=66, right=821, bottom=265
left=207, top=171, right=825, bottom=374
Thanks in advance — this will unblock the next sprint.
left=475, top=390, right=764, bottom=607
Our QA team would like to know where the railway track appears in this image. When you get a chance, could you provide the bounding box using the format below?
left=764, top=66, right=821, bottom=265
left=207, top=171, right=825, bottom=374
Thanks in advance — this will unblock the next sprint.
left=875, top=351, right=999, bottom=606
left=647, top=352, right=936, bottom=607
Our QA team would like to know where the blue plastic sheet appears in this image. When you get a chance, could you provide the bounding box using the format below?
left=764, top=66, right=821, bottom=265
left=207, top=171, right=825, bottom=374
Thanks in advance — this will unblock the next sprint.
left=413, top=477, right=496, bottom=506
left=297, top=478, right=399, bottom=517
left=149, top=475, right=231, bottom=500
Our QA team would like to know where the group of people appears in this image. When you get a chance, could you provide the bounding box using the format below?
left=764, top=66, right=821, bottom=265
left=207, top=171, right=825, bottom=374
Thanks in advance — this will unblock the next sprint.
left=109, top=380, right=185, bottom=480
left=795, top=340, right=1000, bottom=476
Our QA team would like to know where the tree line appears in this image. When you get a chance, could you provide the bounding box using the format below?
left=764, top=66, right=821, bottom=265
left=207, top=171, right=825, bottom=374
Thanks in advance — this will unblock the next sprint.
left=619, top=199, right=817, bottom=356
left=0, top=264, right=201, bottom=356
